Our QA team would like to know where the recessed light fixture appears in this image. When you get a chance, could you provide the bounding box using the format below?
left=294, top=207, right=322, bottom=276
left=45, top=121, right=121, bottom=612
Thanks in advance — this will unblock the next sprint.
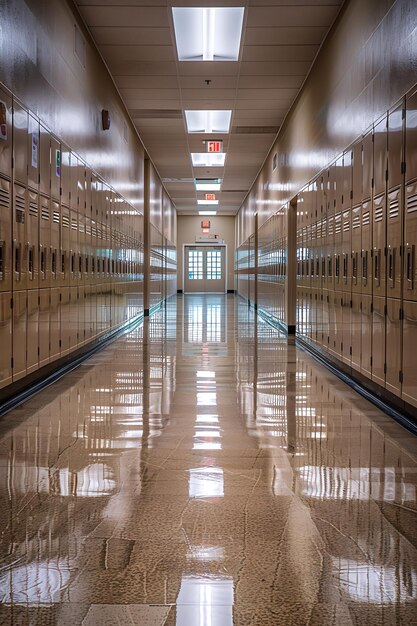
left=172, top=7, right=245, bottom=62
left=185, top=110, right=232, bottom=134
left=191, top=153, right=226, bottom=167
left=199, top=211, right=217, bottom=216
left=195, top=178, right=222, bottom=191
left=197, top=199, right=219, bottom=205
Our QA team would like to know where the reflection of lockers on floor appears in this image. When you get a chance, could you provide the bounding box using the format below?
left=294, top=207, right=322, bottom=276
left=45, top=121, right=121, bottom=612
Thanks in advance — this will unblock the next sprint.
left=184, top=245, right=226, bottom=294
left=0, top=82, right=176, bottom=393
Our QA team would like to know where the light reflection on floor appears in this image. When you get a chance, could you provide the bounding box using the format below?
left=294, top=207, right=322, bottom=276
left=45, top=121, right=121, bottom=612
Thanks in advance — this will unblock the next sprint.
left=0, top=294, right=416, bottom=625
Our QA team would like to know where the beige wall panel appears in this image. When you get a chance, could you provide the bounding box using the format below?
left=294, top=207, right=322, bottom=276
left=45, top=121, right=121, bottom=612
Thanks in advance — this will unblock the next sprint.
left=177, top=216, right=235, bottom=292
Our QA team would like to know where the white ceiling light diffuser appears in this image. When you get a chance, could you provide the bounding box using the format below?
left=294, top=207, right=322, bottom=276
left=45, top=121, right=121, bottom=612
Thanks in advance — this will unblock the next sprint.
left=197, top=200, right=218, bottom=205
left=199, top=211, right=217, bottom=216
left=196, top=182, right=221, bottom=191
left=185, top=110, right=232, bottom=134
left=191, top=153, right=226, bottom=167
left=172, top=7, right=245, bottom=62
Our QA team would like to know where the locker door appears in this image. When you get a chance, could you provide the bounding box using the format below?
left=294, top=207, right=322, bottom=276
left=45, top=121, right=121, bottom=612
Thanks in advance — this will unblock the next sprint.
left=405, top=87, right=417, bottom=185
left=27, top=289, right=39, bottom=374
left=27, top=115, right=39, bottom=192
left=404, top=181, right=417, bottom=300
left=39, top=194, right=51, bottom=288
left=0, top=292, right=12, bottom=388
left=60, top=287, right=71, bottom=356
left=360, top=200, right=372, bottom=376
left=12, top=290, right=27, bottom=381
left=51, top=137, right=60, bottom=202
left=402, top=301, right=417, bottom=407
left=372, top=296, right=385, bottom=387
left=0, top=176, right=12, bottom=292
left=49, top=287, right=60, bottom=362
left=0, top=86, right=13, bottom=180
left=386, top=298, right=402, bottom=397
left=39, top=289, right=50, bottom=367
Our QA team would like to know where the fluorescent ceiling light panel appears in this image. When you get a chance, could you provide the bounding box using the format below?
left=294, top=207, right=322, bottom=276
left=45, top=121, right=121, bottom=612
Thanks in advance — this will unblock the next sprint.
left=197, top=199, right=218, bottom=205
left=199, top=211, right=217, bottom=216
left=196, top=183, right=221, bottom=191
left=185, top=110, right=232, bottom=134
left=172, top=8, right=244, bottom=62
left=191, top=153, right=226, bottom=167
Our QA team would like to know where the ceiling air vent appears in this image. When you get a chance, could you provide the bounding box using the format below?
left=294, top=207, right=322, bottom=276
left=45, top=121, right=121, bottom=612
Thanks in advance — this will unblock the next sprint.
left=162, top=178, right=194, bottom=183
left=232, top=126, right=279, bottom=135
left=130, top=109, right=183, bottom=119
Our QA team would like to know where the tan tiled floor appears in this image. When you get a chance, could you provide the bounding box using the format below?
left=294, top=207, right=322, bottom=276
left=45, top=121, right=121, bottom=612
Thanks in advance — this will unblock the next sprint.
left=0, top=294, right=417, bottom=625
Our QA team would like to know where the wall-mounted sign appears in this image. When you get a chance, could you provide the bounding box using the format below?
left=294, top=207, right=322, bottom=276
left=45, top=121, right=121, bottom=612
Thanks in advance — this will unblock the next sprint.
left=205, top=193, right=216, bottom=201
left=202, top=228, right=210, bottom=234
left=201, top=220, right=210, bottom=229
left=31, top=132, right=39, bottom=168
left=55, top=149, right=61, bottom=177
left=206, top=140, right=222, bottom=153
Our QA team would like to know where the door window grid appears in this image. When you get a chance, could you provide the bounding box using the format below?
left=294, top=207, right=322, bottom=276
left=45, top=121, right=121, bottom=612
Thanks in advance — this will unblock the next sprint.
left=207, top=250, right=222, bottom=280
left=188, top=250, right=203, bottom=280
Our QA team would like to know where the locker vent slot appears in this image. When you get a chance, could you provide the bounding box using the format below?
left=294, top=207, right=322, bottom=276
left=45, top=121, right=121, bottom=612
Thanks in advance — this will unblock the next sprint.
left=352, top=215, right=360, bottom=229
left=71, top=218, right=77, bottom=230
left=389, top=199, right=399, bottom=219
left=0, top=184, right=10, bottom=209
left=362, top=211, right=370, bottom=226
left=343, top=219, right=350, bottom=232
left=86, top=224, right=91, bottom=236
left=29, top=201, right=38, bottom=218
left=79, top=221, right=85, bottom=234
left=407, top=192, right=417, bottom=214
left=374, top=205, right=383, bottom=222
left=41, top=206, right=50, bottom=221
left=15, top=198, right=25, bottom=222
left=53, top=210, right=60, bottom=224
left=335, top=220, right=342, bottom=234
left=62, top=215, right=70, bottom=228
left=92, top=224, right=97, bottom=238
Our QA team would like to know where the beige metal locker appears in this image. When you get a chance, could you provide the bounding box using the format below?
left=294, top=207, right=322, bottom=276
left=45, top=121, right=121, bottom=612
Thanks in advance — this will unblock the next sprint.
left=26, top=289, right=39, bottom=375
left=49, top=287, right=60, bottom=362
left=60, top=287, right=71, bottom=356
left=371, top=295, right=385, bottom=387
left=27, top=115, right=39, bottom=192
left=12, top=289, right=26, bottom=381
left=402, top=301, right=417, bottom=407
left=405, top=87, right=417, bottom=184
left=38, top=291, right=51, bottom=369
left=386, top=298, right=402, bottom=396
left=50, top=136, right=61, bottom=202
left=39, top=194, right=50, bottom=287
left=0, top=291, right=12, bottom=388
left=0, top=176, right=12, bottom=293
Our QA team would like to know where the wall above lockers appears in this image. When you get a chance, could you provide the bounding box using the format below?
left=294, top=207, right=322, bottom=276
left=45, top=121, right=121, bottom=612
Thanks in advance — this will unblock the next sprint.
left=0, top=0, right=148, bottom=211
left=236, top=0, right=417, bottom=237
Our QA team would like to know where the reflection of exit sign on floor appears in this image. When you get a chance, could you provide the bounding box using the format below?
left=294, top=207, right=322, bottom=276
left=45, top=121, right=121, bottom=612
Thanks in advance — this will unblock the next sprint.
left=201, top=220, right=210, bottom=228
left=207, top=140, right=222, bottom=153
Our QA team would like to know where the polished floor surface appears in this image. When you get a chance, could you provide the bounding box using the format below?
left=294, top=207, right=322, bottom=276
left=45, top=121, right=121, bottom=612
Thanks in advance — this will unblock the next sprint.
left=0, top=295, right=417, bottom=625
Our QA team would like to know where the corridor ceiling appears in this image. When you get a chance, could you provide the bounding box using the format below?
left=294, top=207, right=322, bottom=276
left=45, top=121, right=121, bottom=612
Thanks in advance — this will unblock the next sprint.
left=75, top=1, right=343, bottom=215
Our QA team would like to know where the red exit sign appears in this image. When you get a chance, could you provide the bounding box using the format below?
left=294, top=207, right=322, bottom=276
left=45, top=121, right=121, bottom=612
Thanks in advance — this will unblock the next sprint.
left=201, top=220, right=210, bottom=228
left=205, top=193, right=216, bottom=201
left=207, top=140, right=223, bottom=153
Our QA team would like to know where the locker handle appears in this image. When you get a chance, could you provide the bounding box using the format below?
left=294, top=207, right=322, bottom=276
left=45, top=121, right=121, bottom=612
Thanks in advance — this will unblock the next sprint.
left=406, top=246, right=414, bottom=290
left=352, top=252, right=357, bottom=285
left=328, top=255, right=332, bottom=278
left=362, top=250, right=368, bottom=285
left=51, top=248, right=57, bottom=277
left=335, top=254, right=340, bottom=279
left=343, top=253, right=348, bottom=283
left=28, top=243, right=34, bottom=278
left=40, top=245, right=46, bottom=279
left=388, top=248, right=395, bottom=287
left=374, top=249, right=381, bottom=287
left=14, top=240, right=21, bottom=279
left=0, top=240, right=4, bottom=281
left=61, top=250, right=66, bottom=275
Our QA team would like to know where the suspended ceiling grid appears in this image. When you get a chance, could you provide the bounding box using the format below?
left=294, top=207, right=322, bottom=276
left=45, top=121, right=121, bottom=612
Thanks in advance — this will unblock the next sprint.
left=75, top=0, right=343, bottom=215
